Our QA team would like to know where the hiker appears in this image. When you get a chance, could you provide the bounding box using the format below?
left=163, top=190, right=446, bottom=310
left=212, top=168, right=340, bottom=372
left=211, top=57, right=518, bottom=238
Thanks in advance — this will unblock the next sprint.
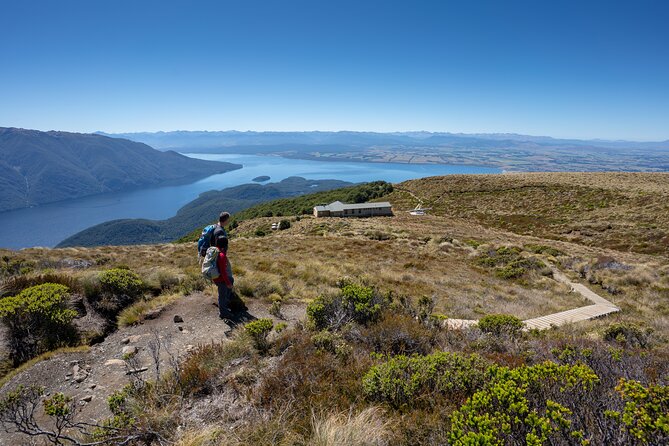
left=198, top=212, right=231, bottom=261
left=211, top=211, right=230, bottom=247
left=213, top=236, right=234, bottom=320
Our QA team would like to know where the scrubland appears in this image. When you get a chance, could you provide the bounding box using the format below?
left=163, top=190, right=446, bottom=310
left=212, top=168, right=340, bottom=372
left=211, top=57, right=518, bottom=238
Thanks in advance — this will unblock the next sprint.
left=0, top=172, right=667, bottom=445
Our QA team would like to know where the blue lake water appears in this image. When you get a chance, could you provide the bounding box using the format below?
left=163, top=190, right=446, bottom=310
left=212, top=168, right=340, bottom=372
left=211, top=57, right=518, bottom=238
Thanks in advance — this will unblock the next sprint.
left=0, top=154, right=500, bottom=249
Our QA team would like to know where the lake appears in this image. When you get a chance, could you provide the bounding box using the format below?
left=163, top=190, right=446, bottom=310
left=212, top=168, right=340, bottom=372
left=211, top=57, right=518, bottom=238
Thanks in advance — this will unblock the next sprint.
left=0, top=154, right=500, bottom=249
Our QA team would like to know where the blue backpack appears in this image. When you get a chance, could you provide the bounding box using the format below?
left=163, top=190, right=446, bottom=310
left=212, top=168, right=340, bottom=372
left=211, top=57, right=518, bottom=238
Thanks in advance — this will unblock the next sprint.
left=197, top=225, right=216, bottom=257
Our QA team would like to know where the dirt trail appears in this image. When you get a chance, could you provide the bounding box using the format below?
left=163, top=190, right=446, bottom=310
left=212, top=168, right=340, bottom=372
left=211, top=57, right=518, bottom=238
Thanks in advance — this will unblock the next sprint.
left=0, top=293, right=304, bottom=445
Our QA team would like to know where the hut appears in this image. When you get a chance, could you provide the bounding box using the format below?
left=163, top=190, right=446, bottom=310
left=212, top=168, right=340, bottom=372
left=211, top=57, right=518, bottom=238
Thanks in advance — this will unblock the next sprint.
left=313, top=201, right=393, bottom=218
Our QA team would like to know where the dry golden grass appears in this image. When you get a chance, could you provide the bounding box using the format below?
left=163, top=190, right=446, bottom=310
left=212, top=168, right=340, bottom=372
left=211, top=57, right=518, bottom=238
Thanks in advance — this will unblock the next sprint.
left=117, top=292, right=183, bottom=327
left=309, top=407, right=392, bottom=446
left=388, top=172, right=669, bottom=256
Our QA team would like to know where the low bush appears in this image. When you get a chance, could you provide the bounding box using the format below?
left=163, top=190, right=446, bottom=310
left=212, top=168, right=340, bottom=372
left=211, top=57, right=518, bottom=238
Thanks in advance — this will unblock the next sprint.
left=357, top=312, right=438, bottom=356
left=99, top=268, right=144, bottom=298
left=524, top=244, right=565, bottom=257
left=93, top=268, right=145, bottom=317
left=449, top=362, right=601, bottom=444
left=606, top=379, right=669, bottom=444
left=177, top=339, right=255, bottom=396
left=307, top=282, right=389, bottom=331
left=278, top=220, right=291, bottom=230
left=603, top=322, right=652, bottom=348
left=477, top=246, right=546, bottom=280
left=477, top=314, right=524, bottom=336
left=363, top=352, right=490, bottom=409
left=0, top=283, right=78, bottom=365
left=245, top=318, right=274, bottom=352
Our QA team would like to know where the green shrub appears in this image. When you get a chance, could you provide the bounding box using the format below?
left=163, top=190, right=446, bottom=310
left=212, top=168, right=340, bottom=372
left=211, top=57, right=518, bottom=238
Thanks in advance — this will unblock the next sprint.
left=603, top=323, right=651, bottom=348
left=94, top=268, right=144, bottom=316
left=524, top=244, right=565, bottom=257
left=311, top=331, right=344, bottom=354
left=99, top=268, right=144, bottom=298
left=363, top=351, right=490, bottom=409
left=449, top=362, right=600, bottom=445
left=245, top=318, right=274, bottom=352
left=278, top=220, right=291, bottom=230
left=0, top=283, right=78, bottom=365
left=478, top=314, right=524, bottom=336
left=255, top=228, right=266, bottom=237
left=606, top=379, right=669, bottom=444
left=495, top=264, right=527, bottom=279
left=307, top=282, right=388, bottom=331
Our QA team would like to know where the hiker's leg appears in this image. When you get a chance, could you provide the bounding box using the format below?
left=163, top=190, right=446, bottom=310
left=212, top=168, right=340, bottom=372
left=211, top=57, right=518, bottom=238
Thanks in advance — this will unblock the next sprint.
left=217, top=283, right=232, bottom=318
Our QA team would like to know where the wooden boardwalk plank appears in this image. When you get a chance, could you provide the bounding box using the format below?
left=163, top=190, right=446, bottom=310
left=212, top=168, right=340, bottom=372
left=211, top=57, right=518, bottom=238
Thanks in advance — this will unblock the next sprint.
left=445, top=265, right=620, bottom=331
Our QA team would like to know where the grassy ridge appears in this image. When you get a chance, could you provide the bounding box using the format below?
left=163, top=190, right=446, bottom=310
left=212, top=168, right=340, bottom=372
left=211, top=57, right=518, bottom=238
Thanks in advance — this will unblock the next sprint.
left=177, top=180, right=394, bottom=242
left=389, top=172, right=669, bottom=256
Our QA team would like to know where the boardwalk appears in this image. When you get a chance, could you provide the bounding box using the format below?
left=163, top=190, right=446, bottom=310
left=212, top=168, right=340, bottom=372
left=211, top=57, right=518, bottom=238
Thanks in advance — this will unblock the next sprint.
left=446, top=266, right=620, bottom=331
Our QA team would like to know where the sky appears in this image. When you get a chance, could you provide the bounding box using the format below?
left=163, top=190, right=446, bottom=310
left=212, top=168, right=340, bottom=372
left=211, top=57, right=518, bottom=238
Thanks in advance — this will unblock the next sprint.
left=1, top=0, right=668, bottom=140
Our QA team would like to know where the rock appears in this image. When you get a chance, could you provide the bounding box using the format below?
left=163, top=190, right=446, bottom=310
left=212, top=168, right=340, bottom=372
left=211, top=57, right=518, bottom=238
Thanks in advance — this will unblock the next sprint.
left=89, top=384, right=97, bottom=390
left=125, top=367, right=148, bottom=375
left=174, top=315, right=184, bottom=323
left=75, top=374, right=88, bottom=383
left=104, top=359, right=126, bottom=366
left=121, top=337, right=130, bottom=345
left=69, top=360, right=79, bottom=366
left=122, top=346, right=138, bottom=356
left=128, top=335, right=142, bottom=343
left=81, top=395, right=93, bottom=402
left=177, top=326, right=183, bottom=331
left=145, top=309, right=162, bottom=319
left=72, top=364, right=88, bottom=383
left=185, top=345, right=195, bottom=352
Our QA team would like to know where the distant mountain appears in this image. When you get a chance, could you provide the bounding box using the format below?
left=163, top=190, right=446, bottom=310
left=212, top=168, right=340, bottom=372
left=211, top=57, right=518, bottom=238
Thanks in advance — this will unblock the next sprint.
left=57, top=177, right=352, bottom=247
left=0, top=128, right=241, bottom=212
left=99, top=130, right=669, bottom=152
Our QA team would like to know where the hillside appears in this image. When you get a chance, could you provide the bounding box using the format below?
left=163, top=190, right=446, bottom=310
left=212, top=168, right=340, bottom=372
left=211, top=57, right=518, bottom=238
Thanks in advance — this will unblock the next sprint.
left=388, top=172, right=669, bottom=256
left=0, top=128, right=241, bottom=212
left=57, top=177, right=355, bottom=247
left=0, top=172, right=667, bottom=446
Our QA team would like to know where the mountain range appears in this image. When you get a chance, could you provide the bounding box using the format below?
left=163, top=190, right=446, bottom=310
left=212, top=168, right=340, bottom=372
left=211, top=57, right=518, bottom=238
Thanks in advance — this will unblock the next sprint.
left=99, top=130, right=669, bottom=151
left=99, top=130, right=669, bottom=173
left=0, top=128, right=241, bottom=212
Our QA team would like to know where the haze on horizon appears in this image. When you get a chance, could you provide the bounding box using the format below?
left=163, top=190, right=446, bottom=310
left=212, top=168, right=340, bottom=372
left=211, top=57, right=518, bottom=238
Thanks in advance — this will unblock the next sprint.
left=1, top=0, right=668, bottom=141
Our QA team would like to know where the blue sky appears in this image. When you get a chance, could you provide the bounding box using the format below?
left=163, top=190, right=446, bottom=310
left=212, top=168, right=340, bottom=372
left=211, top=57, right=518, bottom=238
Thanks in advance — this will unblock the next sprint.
left=1, top=0, right=668, bottom=140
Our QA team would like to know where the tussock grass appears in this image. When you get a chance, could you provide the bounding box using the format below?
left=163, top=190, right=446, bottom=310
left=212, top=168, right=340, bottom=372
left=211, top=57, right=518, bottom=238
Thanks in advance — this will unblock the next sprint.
left=117, top=292, right=183, bottom=327
left=310, top=407, right=391, bottom=446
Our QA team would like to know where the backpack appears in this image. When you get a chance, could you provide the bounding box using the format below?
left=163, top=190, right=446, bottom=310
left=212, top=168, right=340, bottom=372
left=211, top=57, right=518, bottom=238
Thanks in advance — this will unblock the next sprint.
left=201, top=246, right=220, bottom=279
left=197, top=224, right=217, bottom=257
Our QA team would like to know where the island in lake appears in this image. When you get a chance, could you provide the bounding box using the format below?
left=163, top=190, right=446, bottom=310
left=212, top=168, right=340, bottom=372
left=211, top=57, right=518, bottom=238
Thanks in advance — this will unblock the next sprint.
left=252, top=175, right=271, bottom=182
